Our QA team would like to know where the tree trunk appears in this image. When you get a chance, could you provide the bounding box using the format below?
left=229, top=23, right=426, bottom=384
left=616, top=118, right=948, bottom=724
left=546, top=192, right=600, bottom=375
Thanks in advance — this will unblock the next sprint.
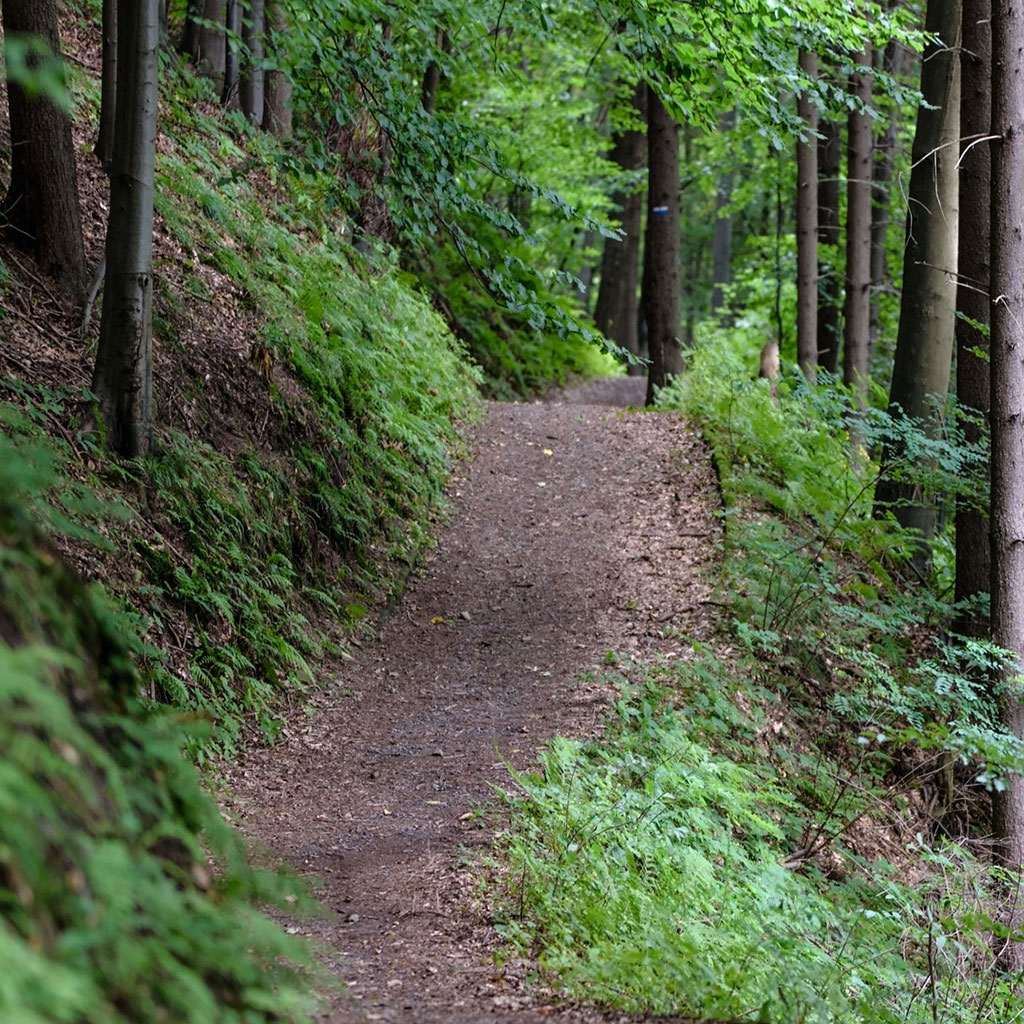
left=710, top=110, right=735, bottom=313
left=954, top=0, right=991, bottom=637
left=198, top=0, right=226, bottom=81
left=91, top=0, right=159, bottom=459
left=644, top=83, right=683, bottom=404
left=991, top=0, right=1024, bottom=973
left=96, top=0, right=117, bottom=171
left=180, top=0, right=202, bottom=58
left=1, top=0, right=87, bottom=301
left=222, top=0, right=241, bottom=108
left=420, top=28, right=449, bottom=114
left=796, top=51, right=818, bottom=380
left=261, top=1, right=291, bottom=137
left=594, top=82, right=646, bottom=370
left=817, top=117, right=842, bottom=373
left=842, top=52, right=874, bottom=405
left=239, top=0, right=265, bottom=125
left=870, top=41, right=908, bottom=353
left=873, top=0, right=961, bottom=572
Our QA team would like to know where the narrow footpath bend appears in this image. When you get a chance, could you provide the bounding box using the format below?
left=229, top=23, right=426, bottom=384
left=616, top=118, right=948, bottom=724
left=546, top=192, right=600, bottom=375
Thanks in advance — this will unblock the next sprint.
left=223, top=377, right=722, bottom=1023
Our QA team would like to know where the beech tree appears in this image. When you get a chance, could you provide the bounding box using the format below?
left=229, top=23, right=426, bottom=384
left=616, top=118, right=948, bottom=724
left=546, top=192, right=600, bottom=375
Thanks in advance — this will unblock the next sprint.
left=1, top=0, right=87, bottom=301
left=239, top=0, right=265, bottom=125
left=643, top=82, right=683, bottom=404
left=873, top=0, right=961, bottom=572
left=91, top=0, right=159, bottom=458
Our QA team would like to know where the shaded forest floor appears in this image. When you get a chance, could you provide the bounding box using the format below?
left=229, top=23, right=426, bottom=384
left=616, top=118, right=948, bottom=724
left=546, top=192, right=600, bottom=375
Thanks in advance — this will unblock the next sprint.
left=222, top=376, right=723, bottom=1022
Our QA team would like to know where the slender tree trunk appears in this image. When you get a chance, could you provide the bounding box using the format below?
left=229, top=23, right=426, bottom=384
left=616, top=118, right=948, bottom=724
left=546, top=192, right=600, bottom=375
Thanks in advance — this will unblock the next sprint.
left=261, top=0, right=291, bottom=137
left=991, top=0, right=1024, bottom=973
left=874, top=0, right=961, bottom=572
left=96, top=0, right=118, bottom=171
left=1, top=0, right=87, bottom=301
left=198, top=0, right=226, bottom=81
left=843, top=52, right=874, bottom=404
left=796, top=51, right=819, bottom=380
left=817, top=117, right=842, bottom=373
left=870, top=41, right=908, bottom=353
left=420, top=28, right=449, bottom=114
left=180, top=0, right=202, bottom=58
left=239, top=0, right=265, bottom=125
left=222, top=0, right=241, bottom=107
left=955, top=0, right=991, bottom=636
left=594, top=82, right=646, bottom=369
left=710, top=110, right=735, bottom=313
left=92, top=0, right=159, bottom=459
left=644, top=83, right=683, bottom=404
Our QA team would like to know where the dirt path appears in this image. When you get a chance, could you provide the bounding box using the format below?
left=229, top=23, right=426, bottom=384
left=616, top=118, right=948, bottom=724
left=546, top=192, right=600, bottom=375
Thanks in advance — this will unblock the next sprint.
left=223, top=377, right=721, bottom=1022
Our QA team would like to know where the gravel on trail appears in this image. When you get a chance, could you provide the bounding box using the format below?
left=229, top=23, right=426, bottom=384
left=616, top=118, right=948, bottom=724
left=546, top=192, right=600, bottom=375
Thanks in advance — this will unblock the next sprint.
left=223, top=376, right=721, bottom=1023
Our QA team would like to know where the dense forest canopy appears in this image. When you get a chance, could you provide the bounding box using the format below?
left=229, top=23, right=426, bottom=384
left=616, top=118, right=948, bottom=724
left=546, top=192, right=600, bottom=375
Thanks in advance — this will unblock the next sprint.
left=5, top=0, right=1024, bottom=1018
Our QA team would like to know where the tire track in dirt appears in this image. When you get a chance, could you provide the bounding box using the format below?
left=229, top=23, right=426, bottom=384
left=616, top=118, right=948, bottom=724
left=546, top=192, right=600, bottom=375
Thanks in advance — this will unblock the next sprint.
left=223, top=377, right=721, bottom=1022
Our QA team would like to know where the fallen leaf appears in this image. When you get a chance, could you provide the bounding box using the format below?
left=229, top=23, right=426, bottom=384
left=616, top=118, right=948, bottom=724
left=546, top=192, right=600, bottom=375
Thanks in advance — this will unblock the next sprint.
left=542, top=448, right=554, bottom=456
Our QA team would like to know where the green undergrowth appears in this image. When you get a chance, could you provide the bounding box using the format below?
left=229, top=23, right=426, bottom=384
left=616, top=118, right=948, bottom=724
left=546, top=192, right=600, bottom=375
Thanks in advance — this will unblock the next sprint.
left=493, top=326, right=1022, bottom=1021
left=0, top=433, right=316, bottom=1023
left=6, top=57, right=487, bottom=756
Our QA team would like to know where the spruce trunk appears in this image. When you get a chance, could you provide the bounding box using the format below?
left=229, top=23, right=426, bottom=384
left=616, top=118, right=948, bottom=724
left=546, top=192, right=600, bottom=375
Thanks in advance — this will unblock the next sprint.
left=796, top=51, right=818, bottom=380
left=992, top=0, right=1024, bottom=973
left=874, top=0, right=961, bottom=573
left=643, top=84, right=682, bottom=404
left=92, top=0, right=159, bottom=458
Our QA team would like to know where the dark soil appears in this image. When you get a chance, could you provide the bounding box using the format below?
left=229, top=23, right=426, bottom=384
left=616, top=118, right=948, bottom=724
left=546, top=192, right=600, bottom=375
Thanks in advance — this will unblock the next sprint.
left=222, top=376, right=722, bottom=1022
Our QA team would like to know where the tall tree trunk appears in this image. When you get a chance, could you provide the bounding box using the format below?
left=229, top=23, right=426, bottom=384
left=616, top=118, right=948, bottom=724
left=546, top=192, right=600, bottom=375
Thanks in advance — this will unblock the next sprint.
left=420, top=27, right=449, bottom=114
left=870, top=41, right=908, bottom=353
left=198, top=0, right=226, bottom=81
left=180, top=0, right=202, bottom=58
left=1, top=0, right=87, bottom=301
left=710, top=110, right=735, bottom=313
left=955, top=0, right=991, bottom=637
left=873, top=0, right=961, bottom=572
left=817, top=117, right=842, bottom=373
left=96, top=0, right=117, bottom=171
left=843, top=52, right=874, bottom=405
left=261, top=0, right=291, bottom=137
left=239, top=0, right=265, bottom=125
left=91, top=0, right=159, bottom=459
left=222, top=0, right=241, bottom=107
left=796, top=51, right=819, bottom=380
left=991, top=0, right=1024, bottom=973
left=644, top=83, right=683, bottom=404
left=594, top=82, right=646, bottom=370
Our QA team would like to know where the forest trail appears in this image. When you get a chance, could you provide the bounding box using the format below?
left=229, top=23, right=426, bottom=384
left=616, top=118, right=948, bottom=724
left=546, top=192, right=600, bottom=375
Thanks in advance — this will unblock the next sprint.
left=223, top=377, right=721, bottom=1023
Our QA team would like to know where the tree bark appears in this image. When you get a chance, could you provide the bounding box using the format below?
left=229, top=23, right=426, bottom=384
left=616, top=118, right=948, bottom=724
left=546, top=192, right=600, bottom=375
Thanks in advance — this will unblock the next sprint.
left=873, top=0, right=961, bottom=572
left=817, top=117, right=842, bottom=373
left=954, top=0, right=991, bottom=636
left=870, top=41, right=908, bottom=353
left=91, top=0, right=159, bottom=459
left=180, top=0, right=202, bottom=58
left=420, top=27, right=449, bottom=114
left=796, top=51, right=818, bottom=380
left=96, top=0, right=117, bottom=171
left=643, top=83, right=683, bottom=404
left=842, top=52, right=874, bottom=405
left=710, top=110, right=736, bottom=313
left=198, top=0, right=226, bottom=81
left=239, top=0, right=265, bottom=125
left=261, top=0, right=291, bottom=137
left=222, top=0, right=241, bottom=107
left=1, top=0, right=87, bottom=301
left=991, top=0, right=1024, bottom=973
left=594, top=82, right=646, bottom=370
